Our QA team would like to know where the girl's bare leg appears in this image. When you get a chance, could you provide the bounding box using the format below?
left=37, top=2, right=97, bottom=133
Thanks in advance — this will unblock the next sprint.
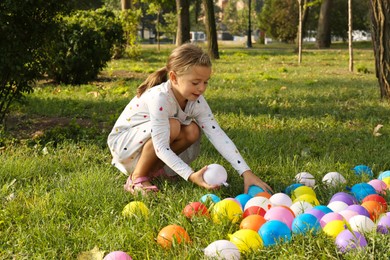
left=130, top=119, right=200, bottom=187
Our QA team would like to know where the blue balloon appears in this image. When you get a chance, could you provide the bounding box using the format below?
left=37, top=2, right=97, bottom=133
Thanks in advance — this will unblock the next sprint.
left=350, top=183, right=377, bottom=202
left=353, top=165, right=373, bottom=178
left=313, top=205, right=333, bottom=214
left=292, top=213, right=321, bottom=235
left=234, top=193, right=252, bottom=210
left=247, top=185, right=265, bottom=197
left=200, top=193, right=221, bottom=204
left=258, top=220, right=292, bottom=247
left=378, top=170, right=390, bottom=180
left=284, top=183, right=304, bottom=196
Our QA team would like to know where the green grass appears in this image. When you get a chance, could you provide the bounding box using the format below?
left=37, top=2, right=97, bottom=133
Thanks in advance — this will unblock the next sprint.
left=1, top=42, right=390, bottom=259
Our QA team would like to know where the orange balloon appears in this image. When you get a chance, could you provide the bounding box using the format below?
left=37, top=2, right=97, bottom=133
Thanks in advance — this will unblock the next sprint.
left=157, top=225, right=191, bottom=248
left=362, top=194, right=388, bottom=211
left=255, top=192, right=272, bottom=199
left=361, top=201, right=386, bottom=221
left=240, top=214, right=267, bottom=232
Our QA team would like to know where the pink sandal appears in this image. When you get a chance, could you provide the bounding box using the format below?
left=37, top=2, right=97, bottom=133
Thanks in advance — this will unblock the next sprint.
left=124, top=176, right=159, bottom=195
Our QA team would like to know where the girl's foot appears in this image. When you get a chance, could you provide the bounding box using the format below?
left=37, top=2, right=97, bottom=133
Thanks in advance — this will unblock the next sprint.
left=124, top=176, right=159, bottom=195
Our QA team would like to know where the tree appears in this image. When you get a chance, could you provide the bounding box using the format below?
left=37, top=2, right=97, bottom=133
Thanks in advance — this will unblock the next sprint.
left=147, top=3, right=163, bottom=50
left=0, top=0, right=74, bottom=126
left=369, top=0, right=390, bottom=99
left=259, top=0, right=299, bottom=43
left=222, top=0, right=247, bottom=36
left=297, top=0, right=303, bottom=64
left=176, top=0, right=191, bottom=45
left=247, top=0, right=253, bottom=48
left=316, top=0, right=332, bottom=48
left=348, top=0, right=353, bottom=72
left=202, top=0, right=219, bottom=59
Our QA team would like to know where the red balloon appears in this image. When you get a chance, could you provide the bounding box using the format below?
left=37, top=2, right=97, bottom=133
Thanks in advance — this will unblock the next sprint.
left=242, top=206, right=266, bottom=219
left=182, top=202, right=209, bottom=219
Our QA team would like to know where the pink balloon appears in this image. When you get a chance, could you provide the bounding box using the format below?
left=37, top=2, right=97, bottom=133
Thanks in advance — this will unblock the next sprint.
left=338, top=209, right=359, bottom=222
left=368, top=179, right=388, bottom=194
left=320, top=212, right=344, bottom=228
left=264, top=206, right=295, bottom=229
left=104, top=251, right=132, bottom=260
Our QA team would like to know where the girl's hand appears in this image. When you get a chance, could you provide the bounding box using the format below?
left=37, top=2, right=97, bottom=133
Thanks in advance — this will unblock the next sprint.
left=188, top=166, right=220, bottom=190
left=242, top=170, right=273, bottom=194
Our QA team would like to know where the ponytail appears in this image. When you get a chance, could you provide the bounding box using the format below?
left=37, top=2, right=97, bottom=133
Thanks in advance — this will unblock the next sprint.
left=136, top=66, right=168, bottom=97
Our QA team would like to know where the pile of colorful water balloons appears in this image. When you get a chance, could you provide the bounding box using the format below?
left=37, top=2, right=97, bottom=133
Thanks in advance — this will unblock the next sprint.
left=105, top=165, right=390, bottom=259
left=194, top=166, right=389, bottom=258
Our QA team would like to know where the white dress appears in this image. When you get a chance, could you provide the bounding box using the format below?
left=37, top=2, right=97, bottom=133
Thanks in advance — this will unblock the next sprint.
left=107, top=80, right=250, bottom=180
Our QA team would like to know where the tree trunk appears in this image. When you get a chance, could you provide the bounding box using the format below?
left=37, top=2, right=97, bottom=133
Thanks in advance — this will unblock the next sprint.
left=348, top=0, right=353, bottom=72
left=317, top=0, right=333, bottom=48
left=202, top=0, right=219, bottom=59
left=176, top=0, right=191, bottom=46
left=247, top=0, right=253, bottom=48
left=369, top=0, right=390, bottom=99
left=297, top=0, right=303, bottom=64
left=121, top=0, right=131, bottom=10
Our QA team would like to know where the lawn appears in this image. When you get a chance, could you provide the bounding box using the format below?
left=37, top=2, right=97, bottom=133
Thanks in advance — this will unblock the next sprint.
left=1, top=42, right=390, bottom=259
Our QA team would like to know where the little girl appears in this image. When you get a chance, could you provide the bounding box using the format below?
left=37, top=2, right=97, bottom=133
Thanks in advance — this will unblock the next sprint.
left=107, top=43, right=272, bottom=195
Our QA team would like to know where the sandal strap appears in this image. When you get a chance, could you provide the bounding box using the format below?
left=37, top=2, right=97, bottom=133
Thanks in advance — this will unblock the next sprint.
left=132, top=176, right=150, bottom=184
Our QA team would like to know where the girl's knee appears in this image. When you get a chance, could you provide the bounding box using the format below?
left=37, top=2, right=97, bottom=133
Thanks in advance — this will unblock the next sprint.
left=184, top=122, right=200, bottom=144
left=169, top=118, right=181, bottom=140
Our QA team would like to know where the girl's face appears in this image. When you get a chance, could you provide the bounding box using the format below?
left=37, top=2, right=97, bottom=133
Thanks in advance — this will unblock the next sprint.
left=169, top=65, right=211, bottom=107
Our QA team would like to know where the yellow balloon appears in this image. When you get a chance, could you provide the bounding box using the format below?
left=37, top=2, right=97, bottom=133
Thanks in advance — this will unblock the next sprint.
left=122, top=201, right=149, bottom=218
left=211, top=199, right=243, bottom=224
left=382, top=177, right=390, bottom=187
left=293, top=194, right=320, bottom=206
left=291, top=186, right=316, bottom=201
left=323, top=220, right=347, bottom=239
left=228, top=229, right=263, bottom=253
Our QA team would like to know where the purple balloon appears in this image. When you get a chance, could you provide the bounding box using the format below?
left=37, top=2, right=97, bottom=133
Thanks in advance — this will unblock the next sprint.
left=335, top=230, right=367, bottom=253
left=377, top=216, right=390, bottom=234
left=346, top=205, right=370, bottom=218
left=306, top=208, right=326, bottom=221
left=329, top=192, right=358, bottom=205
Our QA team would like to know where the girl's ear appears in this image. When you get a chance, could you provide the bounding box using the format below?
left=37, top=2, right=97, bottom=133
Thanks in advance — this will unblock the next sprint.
left=169, top=71, right=177, bottom=84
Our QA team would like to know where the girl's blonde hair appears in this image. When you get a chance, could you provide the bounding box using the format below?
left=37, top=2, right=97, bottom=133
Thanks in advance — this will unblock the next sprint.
left=136, top=43, right=212, bottom=97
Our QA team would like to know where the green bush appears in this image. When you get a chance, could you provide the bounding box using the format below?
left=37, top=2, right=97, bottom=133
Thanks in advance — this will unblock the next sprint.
left=46, top=8, right=125, bottom=84
left=0, top=0, right=74, bottom=125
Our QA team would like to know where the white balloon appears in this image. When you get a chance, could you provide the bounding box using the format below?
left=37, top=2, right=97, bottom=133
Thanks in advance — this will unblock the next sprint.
left=295, top=172, right=316, bottom=187
left=349, top=215, right=375, bottom=233
left=327, top=201, right=348, bottom=213
left=204, top=240, right=241, bottom=260
left=290, top=201, right=313, bottom=216
left=203, top=164, right=228, bottom=186
left=244, top=196, right=273, bottom=212
left=269, top=193, right=293, bottom=207
left=322, top=172, right=346, bottom=187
